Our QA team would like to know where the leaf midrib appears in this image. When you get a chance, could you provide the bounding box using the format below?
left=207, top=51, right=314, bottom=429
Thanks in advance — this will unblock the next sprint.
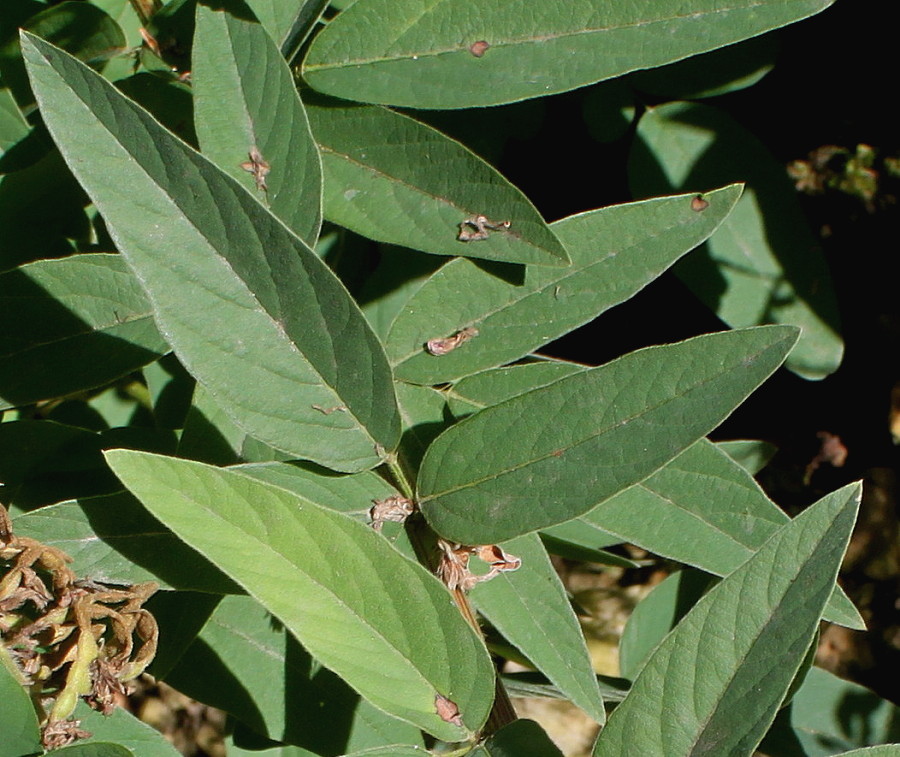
left=306, top=0, right=788, bottom=71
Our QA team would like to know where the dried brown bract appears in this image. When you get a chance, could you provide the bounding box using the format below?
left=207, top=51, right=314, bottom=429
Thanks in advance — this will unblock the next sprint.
left=241, top=145, right=271, bottom=192
left=435, top=693, right=463, bottom=726
left=426, top=326, right=479, bottom=356
left=369, top=495, right=415, bottom=531
left=458, top=214, right=510, bottom=242
left=312, top=403, right=348, bottom=415
left=437, top=539, right=521, bottom=592
left=1, top=507, right=159, bottom=746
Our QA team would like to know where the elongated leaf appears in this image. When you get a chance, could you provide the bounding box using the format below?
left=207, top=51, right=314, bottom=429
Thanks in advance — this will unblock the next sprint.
left=164, top=595, right=424, bottom=752
left=306, top=98, right=568, bottom=266
left=302, top=0, right=834, bottom=109
left=0, top=653, right=41, bottom=757
left=0, top=86, right=29, bottom=154
left=244, top=0, right=325, bottom=53
left=832, top=749, right=900, bottom=757
left=716, top=438, right=776, bottom=474
left=593, top=483, right=861, bottom=757
left=470, top=533, right=605, bottom=723
left=577, top=438, right=863, bottom=629
left=104, top=450, right=495, bottom=740
left=342, top=749, right=430, bottom=757
left=12, top=493, right=239, bottom=593
left=388, top=185, right=742, bottom=384
left=418, top=326, right=798, bottom=544
left=0, top=254, right=168, bottom=410
left=23, top=34, right=399, bottom=473
left=630, top=101, right=843, bottom=379
left=446, top=361, right=587, bottom=417
left=470, top=719, right=564, bottom=757
left=193, top=1, right=322, bottom=245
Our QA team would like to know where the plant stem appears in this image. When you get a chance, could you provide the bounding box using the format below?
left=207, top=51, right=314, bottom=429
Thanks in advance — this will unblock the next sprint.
left=384, top=460, right=518, bottom=737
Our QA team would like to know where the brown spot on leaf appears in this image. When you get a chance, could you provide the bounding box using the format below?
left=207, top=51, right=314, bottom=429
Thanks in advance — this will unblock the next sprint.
left=691, top=195, right=710, bottom=212
left=241, top=146, right=271, bottom=192
left=435, top=693, right=463, bottom=726
left=469, top=40, right=490, bottom=57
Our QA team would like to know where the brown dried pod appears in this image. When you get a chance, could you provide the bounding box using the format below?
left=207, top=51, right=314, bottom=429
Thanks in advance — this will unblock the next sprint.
left=369, top=495, right=415, bottom=531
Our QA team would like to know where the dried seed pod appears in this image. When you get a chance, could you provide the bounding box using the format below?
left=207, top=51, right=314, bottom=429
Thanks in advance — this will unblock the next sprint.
left=369, top=495, right=415, bottom=531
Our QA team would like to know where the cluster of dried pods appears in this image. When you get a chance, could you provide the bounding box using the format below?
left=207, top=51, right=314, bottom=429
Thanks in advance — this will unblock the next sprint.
left=1, top=507, right=159, bottom=749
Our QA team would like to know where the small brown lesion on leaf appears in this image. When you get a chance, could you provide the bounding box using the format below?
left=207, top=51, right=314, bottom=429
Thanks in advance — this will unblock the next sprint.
left=435, top=693, right=463, bottom=726
left=312, top=404, right=347, bottom=415
left=426, top=326, right=479, bottom=356
left=241, top=145, right=271, bottom=193
left=469, top=40, right=490, bottom=58
left=691, top=194, right=710, bottom=212
left=550, top=448, right=564, bottom=458
left=369, top=495, right=415, bottom=531
left=458, top=214, right=510, bottom=242
left=436, top=539, right=521, bottom=592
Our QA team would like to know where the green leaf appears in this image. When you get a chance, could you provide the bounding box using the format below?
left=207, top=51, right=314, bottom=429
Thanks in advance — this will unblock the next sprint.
left=341, top=748, right=431, bottom=757
left=45, top=744, right=132, bottom=757
left=446, top=360, right=588, bottom=418
left=66, top=700, right=184, bottom=757
left=12, top=493, right=239, bottom=593
left=244, top=0, right=326, bottom=54
left=593, top=482, right=861, bottom=757
left=305, top=97, right=568, bottom=266
left=0, top=86, right=29, bottom=154
left=618, top=569, right=715, bottom=679
left=23, top=33, right=400, bottom=472
left=104, top=450, right=495, bottom=741
left=716, top=438, right=776, bottom=474
left=759, top=666, right=900, bottom=757
left=193, top=0, right=322, bottom=246
left=630, top=101, right=843, bottom=380
left=0, top=420, right=120, bottom=512
left=388, top=185, right=742, bottom=384
left=164, top=594, right=424, bottom=752
left=576, top=438, right=863, bottom=629
left=470, top=719, right=564, bottom=757
left=0, top=254, right=168, bottom=410
left=418, top=326, right=798, bottom=544
left=831, top=749, right=900, bottom=757
left=302, top=0, right=834, bottom=109
left=395, top=381, right=454, bottom=469
left=470, top=533, right=605, bottom=723
left=0, top=652, right=41, bottom=757
left=0, top=0, right=126, bottom=107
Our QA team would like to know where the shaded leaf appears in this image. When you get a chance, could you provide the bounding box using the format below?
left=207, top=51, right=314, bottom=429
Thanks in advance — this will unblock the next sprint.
left=23, top=33, right=400, bottom=472
left=418, top=326, right=798, bottom=544
left=45, top=744, right=132, bottom=757
left=0, top=655, right=41, bottom=757
left=716, top=438, right=777, bottom=474
left=470, top=719, right=564, bottom=757
left=104, top=450, right=495, bottom=741
left=193, top=0, right=322, bottom=245
left=759, top=666, right=900, bottom=757
left=577, top=438, right=863, bottom=629
left=306, top=97, right=568, bottom=266
left=470, top=533, right=605, bottom=723
left=593, top=483, right=861, bottom=757
left=302, top=0, right=834, bottom=108
left=388, top=185, right=742, bottom=384
left=164, top=595, right=424, bottom=753
left=65, top=701, right=184, bottom=757
left=0, top=254, right=168, bottom=410
left=630, top=101, right=842, bottom=379
left=12, top=492, right=239, bottom=593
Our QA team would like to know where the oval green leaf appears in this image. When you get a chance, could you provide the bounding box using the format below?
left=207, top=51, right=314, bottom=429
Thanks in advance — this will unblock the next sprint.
left=418, top=326, right=798, bottom=544
left=306, top=97, right=568, bottom=266
left=630, top=101, right=843, bottom=379
left=302, top=0, right=835, bottom=109
left=0, top=654, right=42, bottom=757
left=193, top=0, right=322, bottom=246
left=0, top=253, right=168, bottom=410
left=22, top=33, right=399, bottom=472
left=387, top=185, right=742, bottom=385
left=104, top=450, right=495, bottom=741
left=593, top=482, right=861, bottom=757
